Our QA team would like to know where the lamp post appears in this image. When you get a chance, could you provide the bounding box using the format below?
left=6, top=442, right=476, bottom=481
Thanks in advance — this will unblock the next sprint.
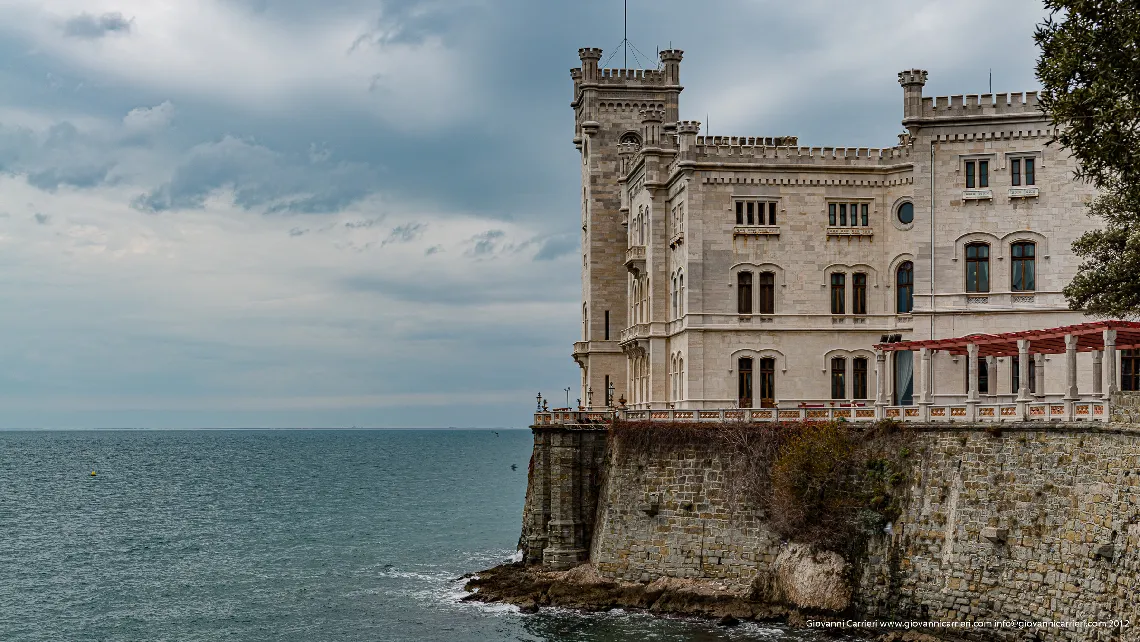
left=564, top=387, right=571, bottom=408
left=587, top=387, right=593, bottom=409
left=536, top=392, right=543, bottom=412
left=607, top=381, right=615, bottom=407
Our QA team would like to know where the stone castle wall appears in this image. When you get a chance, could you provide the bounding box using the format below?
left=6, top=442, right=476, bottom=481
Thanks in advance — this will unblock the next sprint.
left=525, top=421, right=1140, bottom=641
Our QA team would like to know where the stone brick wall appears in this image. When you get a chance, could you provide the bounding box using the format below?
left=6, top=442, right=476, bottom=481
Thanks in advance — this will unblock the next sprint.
left=574, top=422, right=1140, bottom=640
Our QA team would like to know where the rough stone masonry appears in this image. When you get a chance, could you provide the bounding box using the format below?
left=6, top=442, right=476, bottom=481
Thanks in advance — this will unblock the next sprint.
left=517, top=416, right=1140, bottom=641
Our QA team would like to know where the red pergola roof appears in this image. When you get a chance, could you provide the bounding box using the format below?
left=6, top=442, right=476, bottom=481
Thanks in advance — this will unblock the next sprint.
left=873, top=320, right=1140, bottom=357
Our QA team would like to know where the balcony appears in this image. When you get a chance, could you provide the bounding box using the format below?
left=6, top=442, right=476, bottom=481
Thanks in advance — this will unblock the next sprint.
left=825, top=227, right=873, bottom=238
left=1009, top=186, right=1039, bottom=199
left=733, top=225, right=780, bottom=237
left=624, top=245, right=646, bottom=274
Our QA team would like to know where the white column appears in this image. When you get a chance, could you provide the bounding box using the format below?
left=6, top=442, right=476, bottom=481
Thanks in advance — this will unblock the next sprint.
left=1016, top=339, right=1031, bottom=418
left=1105, top=329, right=1118, bottom=396
left=1064, top=334, right=1079, bottom=401
left=966, top=343, right=979, bottom=421
left=918, top=348, right=932, bottom=420
left=967, top=344, right=980, bottom=402
left=1034, top=353, right=1046, bottom=398
left=985, top=355, right=997, bottom=399
left=1092, top=350, right=1103, bottom=397
left=875, top=350, right=888, bottom=418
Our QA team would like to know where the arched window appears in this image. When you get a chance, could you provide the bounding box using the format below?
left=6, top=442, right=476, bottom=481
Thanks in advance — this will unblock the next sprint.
left=737, top=271, right=753, bottom=314
left=758, top=272, right=775, bottom=314
left=853, top=357, right=869, bottom=399
left=830, top=357, right=846, bottom=399
left=620, top=132, right=642, bottom=148
left=678, top=357, right=684, bottom=401
left=678, top=271, right=685, bottom=316
left=671, top=274, right=678, bottom=318
left=583, top=303, right=588, bottom=340
left=965, top=243, right=990, bottom=292
left=738, top=357, right=754, bottom=408
left=1011, top=241, right=1036, bottom=291
left=852, top=273, right=867, bottom=315
left=669, top=356, right=675, bottom=401
left=759, top=357, right=775, bottom=407
left=830, top=273, right=845, bottom=314
left=896, top=262, right=914, bottom=313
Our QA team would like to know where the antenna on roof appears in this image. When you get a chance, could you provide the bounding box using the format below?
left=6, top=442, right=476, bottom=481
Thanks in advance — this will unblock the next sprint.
left=601, top=1, right=653, bottom=70
left=989, top=68, right=992, bottom=94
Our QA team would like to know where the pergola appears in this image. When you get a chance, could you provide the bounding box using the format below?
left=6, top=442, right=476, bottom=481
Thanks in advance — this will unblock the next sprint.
left=871, top=320, right=1139, bottom=417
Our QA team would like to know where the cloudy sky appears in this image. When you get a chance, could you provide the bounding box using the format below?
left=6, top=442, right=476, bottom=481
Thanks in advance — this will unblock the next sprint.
left=0, top=0, right=1051, bottom=428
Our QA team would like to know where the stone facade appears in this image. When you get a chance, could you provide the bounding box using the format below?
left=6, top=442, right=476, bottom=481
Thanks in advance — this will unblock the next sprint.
left=571, top=50, right=1103, bottom=411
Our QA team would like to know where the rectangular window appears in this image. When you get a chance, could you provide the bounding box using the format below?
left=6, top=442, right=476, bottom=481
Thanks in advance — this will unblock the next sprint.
left=1011, top=242, right=1036, bottom=291
left=849, top=204, right=858, bottom=226
left=828, top=203, right=837, bottom=226
left=839, top=203, right=847, bottom=226
left=965, top=243, right=990, bottom=293
left=861, top=203, right=869, bottom=226
left=968, top=358, right=990, bottom=394
left=852, top=273, right=867, bottom=315
left=738, top=272, right=753, bottom=314
left=1025, top=158, right=1035, bottom=185
left=1012, top=356, right=1037, bottom=393
left=735, top=200, right=778, bottom=226
left=738, top=357, right=753, bottom=408
left=966, top=161, right=975, bottom=188
left=853, top=357, right=868, bottom=399
left=979, top=160, right=989, bottom=188
left=1123, top=350, right=1140, bottom=392
left=831, top=357, right=846, bottom=400
left=830, top=273, right=845, bottom=314
left=758, top=272, right=775, bottom=314
left=604, top=375, right=610, bottom=405
left=604, top=310, right=610, bottom=340
left=1011, top=158, right=1021, bottom=186
left=759, top=358, right=775, bottom=407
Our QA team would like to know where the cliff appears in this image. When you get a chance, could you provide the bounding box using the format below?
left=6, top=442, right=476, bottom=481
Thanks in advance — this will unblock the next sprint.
left=472, top=418, right=1140, bottom=641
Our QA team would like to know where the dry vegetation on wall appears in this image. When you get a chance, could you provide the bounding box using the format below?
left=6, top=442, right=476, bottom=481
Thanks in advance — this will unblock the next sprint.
left=610, top=419, right=914, bottom=555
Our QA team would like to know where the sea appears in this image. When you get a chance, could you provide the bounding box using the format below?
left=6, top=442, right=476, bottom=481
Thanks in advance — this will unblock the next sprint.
left=0, top=429, right=850, bottom=641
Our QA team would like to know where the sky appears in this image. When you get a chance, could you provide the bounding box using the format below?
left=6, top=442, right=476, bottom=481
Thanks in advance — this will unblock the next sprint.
left=0, top=0, right=1053, bottom=429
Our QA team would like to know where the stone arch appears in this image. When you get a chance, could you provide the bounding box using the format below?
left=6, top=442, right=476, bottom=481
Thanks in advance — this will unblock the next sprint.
left=730, top=348, right=788, bottom=373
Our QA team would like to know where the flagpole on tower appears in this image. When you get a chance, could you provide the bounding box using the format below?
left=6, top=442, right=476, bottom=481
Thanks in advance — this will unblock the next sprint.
left=624, top=0, right=628, bottom=68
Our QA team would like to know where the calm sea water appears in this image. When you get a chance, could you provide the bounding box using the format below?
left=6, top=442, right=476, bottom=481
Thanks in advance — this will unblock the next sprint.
left=0, top=429, right=840, bottom=641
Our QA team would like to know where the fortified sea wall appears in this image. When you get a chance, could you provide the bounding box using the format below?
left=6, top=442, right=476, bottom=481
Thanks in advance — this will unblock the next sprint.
left=520, top=409, right=1140, bottom=641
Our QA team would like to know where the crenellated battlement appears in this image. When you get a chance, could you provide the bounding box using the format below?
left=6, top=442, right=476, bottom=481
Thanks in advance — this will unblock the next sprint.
left=688, top=138, right=913, bottom=167
left=917, top=92, right=1043, bottom=119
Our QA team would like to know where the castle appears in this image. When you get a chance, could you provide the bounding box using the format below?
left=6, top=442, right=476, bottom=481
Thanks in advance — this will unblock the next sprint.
left=569, top=47, right=1115, bottom=414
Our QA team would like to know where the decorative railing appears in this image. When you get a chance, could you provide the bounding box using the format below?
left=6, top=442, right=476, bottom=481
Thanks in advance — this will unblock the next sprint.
left=533, top=399, right=1110, bottom=426
left=624, top=245, right=646, bottom=274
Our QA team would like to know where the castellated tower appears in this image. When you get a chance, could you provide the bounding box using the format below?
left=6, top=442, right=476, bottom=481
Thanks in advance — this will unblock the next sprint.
left=571, top=48, right=683, bottom=408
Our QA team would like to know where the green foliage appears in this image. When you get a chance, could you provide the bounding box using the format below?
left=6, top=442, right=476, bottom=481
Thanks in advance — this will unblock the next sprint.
left=1035, top=1, right=1140, bottom=316
left=610, top=419, right=914, bottom=554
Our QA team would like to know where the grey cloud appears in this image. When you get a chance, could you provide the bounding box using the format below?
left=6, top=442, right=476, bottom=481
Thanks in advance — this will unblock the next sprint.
left=466, top=229, right=506, bottom=258
left=63, top=12, right=133, bottom=39
left=134, top=136, right=383, bottom=214
left=27, top=164, right=114, bottom=192
left=534, top=235, right=577, bottom=261
left=33, top=213, right=51, bottom=225
left=289, top=227, right=308, bottom=236
left=382, top=222, right=426, bottom=246
left=424, top=244, right=443, bottom=256
left=341, top=272, right=575, bottom=305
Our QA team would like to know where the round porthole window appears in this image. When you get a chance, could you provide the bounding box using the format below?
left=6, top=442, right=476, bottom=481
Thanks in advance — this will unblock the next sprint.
left=896, top=201, right=914, bottom=225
